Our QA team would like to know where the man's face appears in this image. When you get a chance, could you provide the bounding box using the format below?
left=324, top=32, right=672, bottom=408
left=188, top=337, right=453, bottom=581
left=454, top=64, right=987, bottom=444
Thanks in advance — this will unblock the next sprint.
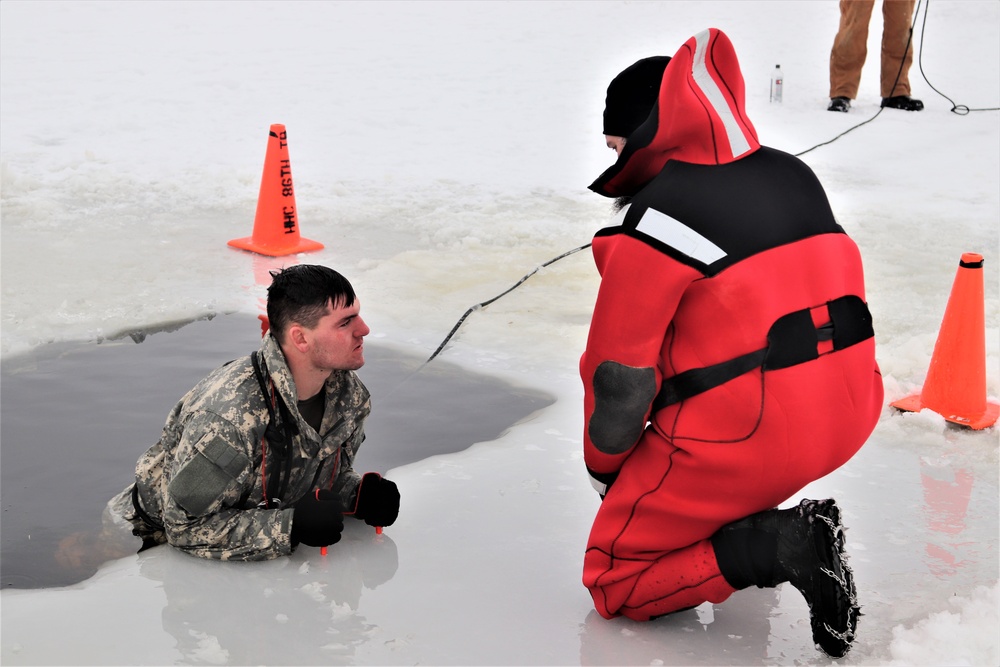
left=605, top=135, right=626, bottom=156
left=303, top=298, right=370, bottom=372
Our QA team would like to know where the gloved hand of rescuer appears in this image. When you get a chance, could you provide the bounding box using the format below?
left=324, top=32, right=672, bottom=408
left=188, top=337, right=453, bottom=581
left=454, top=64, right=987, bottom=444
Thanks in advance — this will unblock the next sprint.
left=291, top=489, right=345, bottom=548
left=349, top=472, right=400, bottom=527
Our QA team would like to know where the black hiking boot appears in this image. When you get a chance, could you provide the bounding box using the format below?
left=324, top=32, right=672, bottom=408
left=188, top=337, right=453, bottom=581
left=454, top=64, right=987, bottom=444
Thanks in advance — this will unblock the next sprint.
left=881, top=95, right=924, bottom=111
left=828, top=96, right=851, bottom=112
left=713, top=498, right=861, bottom=658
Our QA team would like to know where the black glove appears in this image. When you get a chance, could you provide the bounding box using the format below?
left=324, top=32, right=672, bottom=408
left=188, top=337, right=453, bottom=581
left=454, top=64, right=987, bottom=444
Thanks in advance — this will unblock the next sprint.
left=351, top=473, right=400, bottom=527
left=291, top=489, right=344, bottom=548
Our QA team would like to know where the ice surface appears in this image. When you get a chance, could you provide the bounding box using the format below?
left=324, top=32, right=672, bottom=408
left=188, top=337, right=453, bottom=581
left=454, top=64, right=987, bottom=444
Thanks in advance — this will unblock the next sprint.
left=1, top=1, right=997, bottom=665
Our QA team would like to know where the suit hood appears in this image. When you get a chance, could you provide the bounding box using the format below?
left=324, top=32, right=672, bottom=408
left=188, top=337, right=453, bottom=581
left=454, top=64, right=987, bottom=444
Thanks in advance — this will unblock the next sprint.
left=590, top=28, right=760, bottom=198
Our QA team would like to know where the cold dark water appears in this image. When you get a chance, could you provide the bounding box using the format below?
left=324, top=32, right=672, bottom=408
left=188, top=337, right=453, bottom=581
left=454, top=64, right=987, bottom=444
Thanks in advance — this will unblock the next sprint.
left=0, top=314, right=553, bottom=589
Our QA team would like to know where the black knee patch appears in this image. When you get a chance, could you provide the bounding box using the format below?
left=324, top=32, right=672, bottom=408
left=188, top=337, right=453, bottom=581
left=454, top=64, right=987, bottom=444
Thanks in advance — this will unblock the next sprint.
left=588, top=361, right=656, bottom=455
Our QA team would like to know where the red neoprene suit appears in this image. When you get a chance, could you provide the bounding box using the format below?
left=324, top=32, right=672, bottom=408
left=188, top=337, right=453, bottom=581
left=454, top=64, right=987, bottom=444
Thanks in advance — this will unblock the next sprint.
left=581, top=29, right=883, bottom=621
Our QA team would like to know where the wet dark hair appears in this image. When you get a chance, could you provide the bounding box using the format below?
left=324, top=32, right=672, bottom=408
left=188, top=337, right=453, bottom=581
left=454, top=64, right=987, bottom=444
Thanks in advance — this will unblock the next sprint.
left=266, top=264, right=356, bottom=340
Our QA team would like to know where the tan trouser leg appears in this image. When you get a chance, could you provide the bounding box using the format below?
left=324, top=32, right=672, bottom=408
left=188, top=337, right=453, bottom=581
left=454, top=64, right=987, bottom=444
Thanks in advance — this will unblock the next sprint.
left=830, top=0, right=876, bottom=99
left=880, top=0, right=916, bottom=97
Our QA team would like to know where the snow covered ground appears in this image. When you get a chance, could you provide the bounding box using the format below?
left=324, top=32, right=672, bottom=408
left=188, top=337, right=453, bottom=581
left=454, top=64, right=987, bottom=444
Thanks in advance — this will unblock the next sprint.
left=1, top=1, right=998, bottom=664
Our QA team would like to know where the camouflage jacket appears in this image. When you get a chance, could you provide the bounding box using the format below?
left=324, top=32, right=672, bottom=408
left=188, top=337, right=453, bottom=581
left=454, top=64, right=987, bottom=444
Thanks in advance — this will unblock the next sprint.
left=110, top=332, right=371, bottom=560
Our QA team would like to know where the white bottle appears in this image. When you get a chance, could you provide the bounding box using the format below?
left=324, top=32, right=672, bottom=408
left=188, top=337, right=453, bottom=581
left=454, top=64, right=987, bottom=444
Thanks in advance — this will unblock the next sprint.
left=770, top=64, right=783, bottom=103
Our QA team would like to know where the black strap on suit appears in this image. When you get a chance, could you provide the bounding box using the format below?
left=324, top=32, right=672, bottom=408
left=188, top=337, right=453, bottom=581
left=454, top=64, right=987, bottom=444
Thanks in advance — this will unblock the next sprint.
left=652, top=295, right=873, bottom=412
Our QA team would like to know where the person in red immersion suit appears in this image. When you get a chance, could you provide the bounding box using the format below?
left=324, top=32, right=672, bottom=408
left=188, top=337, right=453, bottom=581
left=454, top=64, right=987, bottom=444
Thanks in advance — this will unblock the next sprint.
left=580, top=29, right=884, bottom=659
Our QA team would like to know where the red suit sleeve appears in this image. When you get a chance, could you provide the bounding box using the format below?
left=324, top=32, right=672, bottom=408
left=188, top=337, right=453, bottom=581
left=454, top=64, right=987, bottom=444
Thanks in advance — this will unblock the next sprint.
left=581, top=232, right=702, bottom=478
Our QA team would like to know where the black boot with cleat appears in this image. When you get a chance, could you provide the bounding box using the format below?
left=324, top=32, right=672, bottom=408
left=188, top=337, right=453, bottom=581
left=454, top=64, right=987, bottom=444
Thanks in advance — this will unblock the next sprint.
left=712, top=498, right=861, bottom=658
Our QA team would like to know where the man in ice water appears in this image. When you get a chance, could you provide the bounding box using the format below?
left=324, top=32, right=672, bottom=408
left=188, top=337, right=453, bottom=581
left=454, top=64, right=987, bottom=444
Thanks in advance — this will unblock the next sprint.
left=580, top=29, right=883, bottom=658
left=111, top=264, right=399, bottom=559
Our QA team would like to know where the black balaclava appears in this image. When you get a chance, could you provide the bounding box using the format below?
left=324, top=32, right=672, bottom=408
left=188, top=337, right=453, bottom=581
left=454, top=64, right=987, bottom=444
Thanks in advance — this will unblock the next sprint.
left=602, top=55, right=671, bottom=138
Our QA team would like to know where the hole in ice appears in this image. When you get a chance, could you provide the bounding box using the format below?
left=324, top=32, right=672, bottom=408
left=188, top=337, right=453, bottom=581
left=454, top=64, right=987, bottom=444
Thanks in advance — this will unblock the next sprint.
left=0, top=313, right=554, bottom=588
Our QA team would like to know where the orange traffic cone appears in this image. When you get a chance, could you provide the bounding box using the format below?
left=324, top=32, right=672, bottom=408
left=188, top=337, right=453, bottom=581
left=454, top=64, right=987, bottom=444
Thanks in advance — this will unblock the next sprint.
left=891, top=253, right=999, bottom=429
left=228, top=124, right=324, bottom=257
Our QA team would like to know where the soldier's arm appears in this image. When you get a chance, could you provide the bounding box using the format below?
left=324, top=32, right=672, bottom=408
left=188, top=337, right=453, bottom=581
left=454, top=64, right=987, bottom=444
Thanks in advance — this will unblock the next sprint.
left=161, top=415, right=293, bottom=561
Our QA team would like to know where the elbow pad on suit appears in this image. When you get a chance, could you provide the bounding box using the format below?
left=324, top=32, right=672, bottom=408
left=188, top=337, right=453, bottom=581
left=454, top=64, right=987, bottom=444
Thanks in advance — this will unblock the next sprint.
left=588, top=361, right=657, bottom=455
left=168, top=437, right=250, bottom=516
